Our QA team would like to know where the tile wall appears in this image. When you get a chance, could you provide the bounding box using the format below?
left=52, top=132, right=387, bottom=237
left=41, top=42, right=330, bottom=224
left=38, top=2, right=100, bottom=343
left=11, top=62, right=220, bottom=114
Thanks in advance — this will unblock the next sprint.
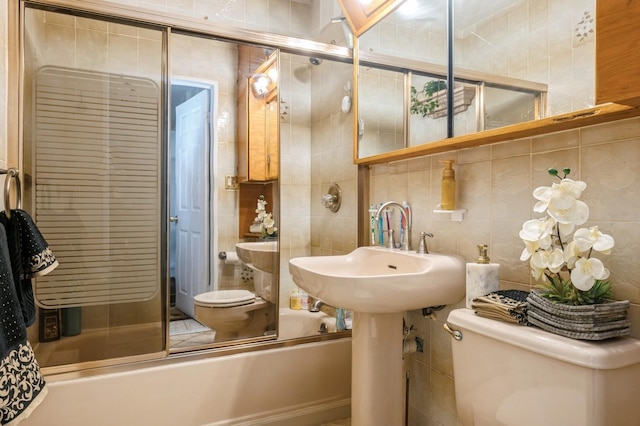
left=4, top=0, right=640, bottom=425
left=371, top=119, right=640, bottom=425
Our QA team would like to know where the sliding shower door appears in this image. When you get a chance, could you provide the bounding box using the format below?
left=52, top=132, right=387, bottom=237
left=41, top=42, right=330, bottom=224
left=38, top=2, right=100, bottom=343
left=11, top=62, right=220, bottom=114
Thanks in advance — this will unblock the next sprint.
left=23, top=6, right=166, bottom=368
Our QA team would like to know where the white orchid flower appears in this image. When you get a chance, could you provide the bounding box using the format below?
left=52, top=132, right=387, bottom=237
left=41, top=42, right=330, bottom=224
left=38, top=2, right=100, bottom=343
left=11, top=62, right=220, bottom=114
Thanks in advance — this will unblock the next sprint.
left=261, top=214, right=277, bottom=235
left=546, top=199, right=589, bottom=227
left=519, top=217, right=555, bottom=260
left=571, top=257, right=610, bottom=291
left=533, top=179, right=587, bottom=213
left=573, top=226, right=615, bottom=254
left=531, top=247, right=565, bottom=275
left=522, top=173, right=615, bottom=298
left=563, top=240, right=583, bottom=269
left=262, top=215, right=274, bottom=229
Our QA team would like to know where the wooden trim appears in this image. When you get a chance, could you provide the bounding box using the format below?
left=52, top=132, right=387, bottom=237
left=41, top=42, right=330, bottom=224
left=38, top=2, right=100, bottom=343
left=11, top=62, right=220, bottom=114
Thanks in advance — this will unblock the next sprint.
left=355, top=103, right=640, bottom=165
left=337, top=0, right=406, bottom=37
left=596, top=0, right=640, bottom=106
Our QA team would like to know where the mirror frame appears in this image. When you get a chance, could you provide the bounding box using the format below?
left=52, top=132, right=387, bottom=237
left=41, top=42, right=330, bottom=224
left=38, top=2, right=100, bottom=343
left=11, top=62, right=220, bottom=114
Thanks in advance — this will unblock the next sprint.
left=351, top=2, right=640, bottom=166
left=353, top=101, right=640, bottom=166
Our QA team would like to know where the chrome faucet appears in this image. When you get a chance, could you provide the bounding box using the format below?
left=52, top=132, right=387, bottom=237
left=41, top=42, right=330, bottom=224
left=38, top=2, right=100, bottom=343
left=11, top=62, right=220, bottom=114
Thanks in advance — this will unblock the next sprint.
left=310, top=299, right=325, bottom=312
left=375, top=201, right=412, bottom=251
left=417, top=231, right=434, bottom=254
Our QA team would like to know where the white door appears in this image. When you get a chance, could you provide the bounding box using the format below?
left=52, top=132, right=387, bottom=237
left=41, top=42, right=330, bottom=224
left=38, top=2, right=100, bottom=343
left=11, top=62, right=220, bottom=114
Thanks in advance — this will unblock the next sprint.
left=175, top=89, right=210, bottom=317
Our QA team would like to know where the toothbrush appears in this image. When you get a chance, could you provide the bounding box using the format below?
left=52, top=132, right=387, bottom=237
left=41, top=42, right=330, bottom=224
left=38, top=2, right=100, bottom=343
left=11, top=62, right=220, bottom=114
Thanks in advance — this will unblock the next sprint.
left=369, top=204, right=376, bottom=246
left=399, top=209, right=405, bottom=246
left=378, top=203, right=384, bottom=245
left=401, top=201, right=409, bottom=246
left=385, top=210, right=391, bottom=232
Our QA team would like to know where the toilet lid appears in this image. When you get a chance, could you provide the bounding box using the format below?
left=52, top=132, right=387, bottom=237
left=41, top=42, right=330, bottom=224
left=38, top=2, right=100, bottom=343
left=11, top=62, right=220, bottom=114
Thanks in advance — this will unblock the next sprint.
left=194, top=289, right=256, bottom=307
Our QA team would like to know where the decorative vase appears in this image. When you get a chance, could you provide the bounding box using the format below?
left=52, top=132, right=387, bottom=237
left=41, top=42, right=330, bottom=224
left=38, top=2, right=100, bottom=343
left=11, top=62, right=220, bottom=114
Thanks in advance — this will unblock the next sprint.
left=526, top=289, right=630, bottom=340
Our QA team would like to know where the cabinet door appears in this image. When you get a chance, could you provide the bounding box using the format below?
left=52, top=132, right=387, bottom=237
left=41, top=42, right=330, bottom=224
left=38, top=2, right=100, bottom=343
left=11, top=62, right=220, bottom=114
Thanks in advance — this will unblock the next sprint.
left=247, top=91, right=268, bottom=181
left=596, top=0, right=640, bottom=106
left=266, top=100, right=279, bottom=180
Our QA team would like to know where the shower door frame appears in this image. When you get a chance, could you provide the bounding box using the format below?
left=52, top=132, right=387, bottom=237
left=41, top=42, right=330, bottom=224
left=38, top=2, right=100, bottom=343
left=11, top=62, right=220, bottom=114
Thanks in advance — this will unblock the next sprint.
left=14, top=0, right=352, bottom=376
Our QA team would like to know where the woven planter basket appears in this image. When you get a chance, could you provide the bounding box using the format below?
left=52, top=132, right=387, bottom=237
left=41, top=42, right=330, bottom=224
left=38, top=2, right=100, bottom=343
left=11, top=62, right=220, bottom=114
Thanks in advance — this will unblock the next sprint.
left=526, top=289, right=630, bottom=340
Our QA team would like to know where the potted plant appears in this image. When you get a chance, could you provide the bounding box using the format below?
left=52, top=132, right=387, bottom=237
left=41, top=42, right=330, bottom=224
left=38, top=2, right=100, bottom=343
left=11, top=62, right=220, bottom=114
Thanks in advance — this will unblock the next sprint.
left=251, top=195, right=277, bottom=240
left=410, top=80, right=447, bottom=117
left=519, top=168, right=630, bottom=340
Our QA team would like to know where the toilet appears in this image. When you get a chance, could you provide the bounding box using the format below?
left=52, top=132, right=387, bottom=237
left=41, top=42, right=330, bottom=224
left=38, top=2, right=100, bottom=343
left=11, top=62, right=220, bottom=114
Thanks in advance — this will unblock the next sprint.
left=194, top=270, right=276, bottom=340
left=446, top=308, right=640, bottom=426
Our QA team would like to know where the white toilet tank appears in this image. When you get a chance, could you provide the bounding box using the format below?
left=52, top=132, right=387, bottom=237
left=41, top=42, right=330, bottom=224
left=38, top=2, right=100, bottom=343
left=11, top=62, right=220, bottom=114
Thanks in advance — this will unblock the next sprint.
left=447, top=308, right=640, bottom=426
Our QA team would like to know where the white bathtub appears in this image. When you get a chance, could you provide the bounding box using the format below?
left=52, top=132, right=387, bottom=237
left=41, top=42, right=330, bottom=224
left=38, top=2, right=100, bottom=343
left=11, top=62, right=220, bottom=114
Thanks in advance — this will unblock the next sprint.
left=20, top=339, right=351, bottom=426
left=278, top=308, right=337, bottom=340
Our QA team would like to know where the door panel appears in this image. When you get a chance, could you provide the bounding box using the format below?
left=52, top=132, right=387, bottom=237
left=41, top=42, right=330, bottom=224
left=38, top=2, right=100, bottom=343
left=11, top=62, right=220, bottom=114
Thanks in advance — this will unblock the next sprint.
left=175, top=89, right=210, bottom=317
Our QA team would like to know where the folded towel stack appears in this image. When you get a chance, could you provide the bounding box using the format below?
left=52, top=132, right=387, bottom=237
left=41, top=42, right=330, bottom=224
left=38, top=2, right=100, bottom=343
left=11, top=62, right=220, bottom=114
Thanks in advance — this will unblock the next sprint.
left=471, top=289, right=530, bottom=325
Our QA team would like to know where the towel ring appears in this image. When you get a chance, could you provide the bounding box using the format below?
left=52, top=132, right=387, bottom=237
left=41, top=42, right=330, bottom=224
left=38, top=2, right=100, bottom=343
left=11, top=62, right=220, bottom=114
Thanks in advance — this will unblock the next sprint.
left=1, top=168, right=21, bottom=219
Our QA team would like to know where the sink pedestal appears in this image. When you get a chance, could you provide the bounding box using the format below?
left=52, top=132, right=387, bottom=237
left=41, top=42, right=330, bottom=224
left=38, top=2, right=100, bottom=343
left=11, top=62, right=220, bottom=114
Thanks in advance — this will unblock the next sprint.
left=288, top=247, right=466, bottom=425
left=352, top=312, right=404, bottom=425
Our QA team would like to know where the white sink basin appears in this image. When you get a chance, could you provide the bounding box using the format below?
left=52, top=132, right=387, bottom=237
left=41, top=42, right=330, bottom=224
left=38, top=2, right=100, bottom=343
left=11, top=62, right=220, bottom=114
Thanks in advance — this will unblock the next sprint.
left=235, top=241, right=278, bottom=274
left=288, top=246, right=465, bottom=313
left=289, top=246, right=465, bottom=424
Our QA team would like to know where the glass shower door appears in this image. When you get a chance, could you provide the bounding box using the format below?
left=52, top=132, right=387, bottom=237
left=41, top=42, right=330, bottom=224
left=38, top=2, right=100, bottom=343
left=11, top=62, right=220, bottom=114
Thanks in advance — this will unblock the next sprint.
left=23, top=5, right=166, bottom=369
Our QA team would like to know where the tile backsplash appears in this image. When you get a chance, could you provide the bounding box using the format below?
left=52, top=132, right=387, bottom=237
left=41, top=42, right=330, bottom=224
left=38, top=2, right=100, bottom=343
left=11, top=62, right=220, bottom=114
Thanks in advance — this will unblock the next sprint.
left=371, top=118, right=640, bottom=424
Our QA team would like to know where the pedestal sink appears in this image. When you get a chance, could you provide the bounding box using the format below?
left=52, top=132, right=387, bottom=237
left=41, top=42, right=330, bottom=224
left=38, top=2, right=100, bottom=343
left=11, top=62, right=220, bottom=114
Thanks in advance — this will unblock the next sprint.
left=289, top=246, right=465, bottom=425
left=235, top=241, right=278, bottom=274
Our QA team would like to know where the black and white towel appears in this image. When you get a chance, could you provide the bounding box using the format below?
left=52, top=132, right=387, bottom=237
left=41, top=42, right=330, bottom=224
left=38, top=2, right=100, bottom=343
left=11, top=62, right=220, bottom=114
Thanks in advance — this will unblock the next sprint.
left=0, top=210, right=59, bottom=327
left=0, top=209, right=58, bottom=425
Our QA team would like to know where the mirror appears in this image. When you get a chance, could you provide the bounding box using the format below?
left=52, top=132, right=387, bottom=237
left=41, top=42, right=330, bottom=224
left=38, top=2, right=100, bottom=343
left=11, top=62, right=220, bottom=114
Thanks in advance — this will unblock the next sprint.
left=354, top=0, right=602, bottom=163
left=170, top=38, right=280, bottom=350
left=22, top=3, right=355, bottom=369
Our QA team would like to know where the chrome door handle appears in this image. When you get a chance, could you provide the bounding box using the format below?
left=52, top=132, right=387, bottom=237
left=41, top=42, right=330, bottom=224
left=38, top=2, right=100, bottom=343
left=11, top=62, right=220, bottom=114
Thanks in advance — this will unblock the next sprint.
left=170, top=215, right=179, bottom=223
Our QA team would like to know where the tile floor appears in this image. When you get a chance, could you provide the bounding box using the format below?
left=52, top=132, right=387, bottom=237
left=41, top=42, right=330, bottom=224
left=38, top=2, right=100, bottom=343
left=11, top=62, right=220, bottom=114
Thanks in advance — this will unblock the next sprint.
left=169, top=318, right=217, bottom=348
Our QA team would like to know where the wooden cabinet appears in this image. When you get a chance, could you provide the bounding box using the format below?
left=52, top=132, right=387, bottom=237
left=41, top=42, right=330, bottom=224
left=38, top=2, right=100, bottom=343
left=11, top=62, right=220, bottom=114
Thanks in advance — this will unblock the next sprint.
left=596, top=0, right=640, bottom=106
left=238, top=182, right=275, bottom=238
left=237, top=47, right=279, bottom=182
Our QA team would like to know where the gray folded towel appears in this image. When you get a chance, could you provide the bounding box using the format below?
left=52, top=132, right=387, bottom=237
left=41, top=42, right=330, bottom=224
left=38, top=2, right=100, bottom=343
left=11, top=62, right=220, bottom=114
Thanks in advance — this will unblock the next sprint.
left=472, top=289, right=530, bottom=325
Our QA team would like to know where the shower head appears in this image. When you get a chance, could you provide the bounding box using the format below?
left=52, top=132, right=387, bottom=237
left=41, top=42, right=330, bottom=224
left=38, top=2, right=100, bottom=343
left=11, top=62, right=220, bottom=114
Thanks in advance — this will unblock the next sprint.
left=309, top=57, right=323, bottom=66
left=330, top=16, right=354, bottom=49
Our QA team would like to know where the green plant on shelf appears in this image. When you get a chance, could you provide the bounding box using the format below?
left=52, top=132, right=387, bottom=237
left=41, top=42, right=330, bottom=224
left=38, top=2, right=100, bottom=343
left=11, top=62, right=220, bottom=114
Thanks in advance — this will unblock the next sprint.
left=410, top=80, right=447, bottom=117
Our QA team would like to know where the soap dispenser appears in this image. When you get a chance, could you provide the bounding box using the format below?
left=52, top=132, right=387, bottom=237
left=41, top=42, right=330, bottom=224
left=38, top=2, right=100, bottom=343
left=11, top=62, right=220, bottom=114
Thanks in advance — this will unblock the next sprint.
left=440, top=159, right=456, bottom=210
left=465, top=244, right=500, bottom=308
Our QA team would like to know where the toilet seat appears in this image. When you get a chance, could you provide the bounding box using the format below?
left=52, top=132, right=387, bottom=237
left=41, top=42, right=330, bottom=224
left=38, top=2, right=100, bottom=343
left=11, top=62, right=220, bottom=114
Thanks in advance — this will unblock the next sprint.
left=194, top=289, right=256, bottom=307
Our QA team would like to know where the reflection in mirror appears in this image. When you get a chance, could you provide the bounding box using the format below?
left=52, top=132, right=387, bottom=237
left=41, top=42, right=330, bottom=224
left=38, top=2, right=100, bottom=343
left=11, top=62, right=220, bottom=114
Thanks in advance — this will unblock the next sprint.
left=169, top=37, right=279, bottom=351
left=277, top=51, right=354, bottom=338
left=409, top=75, right=449, bottom=146
left=357, top=66, right=405, bottom=158
left=483, top=86, right=538, bottom=131
left=355, top=0, right=595, bottom=161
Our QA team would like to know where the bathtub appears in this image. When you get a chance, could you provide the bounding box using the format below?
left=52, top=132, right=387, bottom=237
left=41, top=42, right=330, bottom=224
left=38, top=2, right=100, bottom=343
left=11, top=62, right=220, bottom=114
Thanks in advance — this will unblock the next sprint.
left=20, top=338, right=351, bottom=426
left=278, top=308, right=337, bottom=340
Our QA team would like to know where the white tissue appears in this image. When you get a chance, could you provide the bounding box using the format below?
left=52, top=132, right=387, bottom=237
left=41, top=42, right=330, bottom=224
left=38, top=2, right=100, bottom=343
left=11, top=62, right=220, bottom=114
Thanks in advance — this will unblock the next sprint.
left=403, top=339, right=417, bottom=354
left=224, top=252, right=241, bottom=265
